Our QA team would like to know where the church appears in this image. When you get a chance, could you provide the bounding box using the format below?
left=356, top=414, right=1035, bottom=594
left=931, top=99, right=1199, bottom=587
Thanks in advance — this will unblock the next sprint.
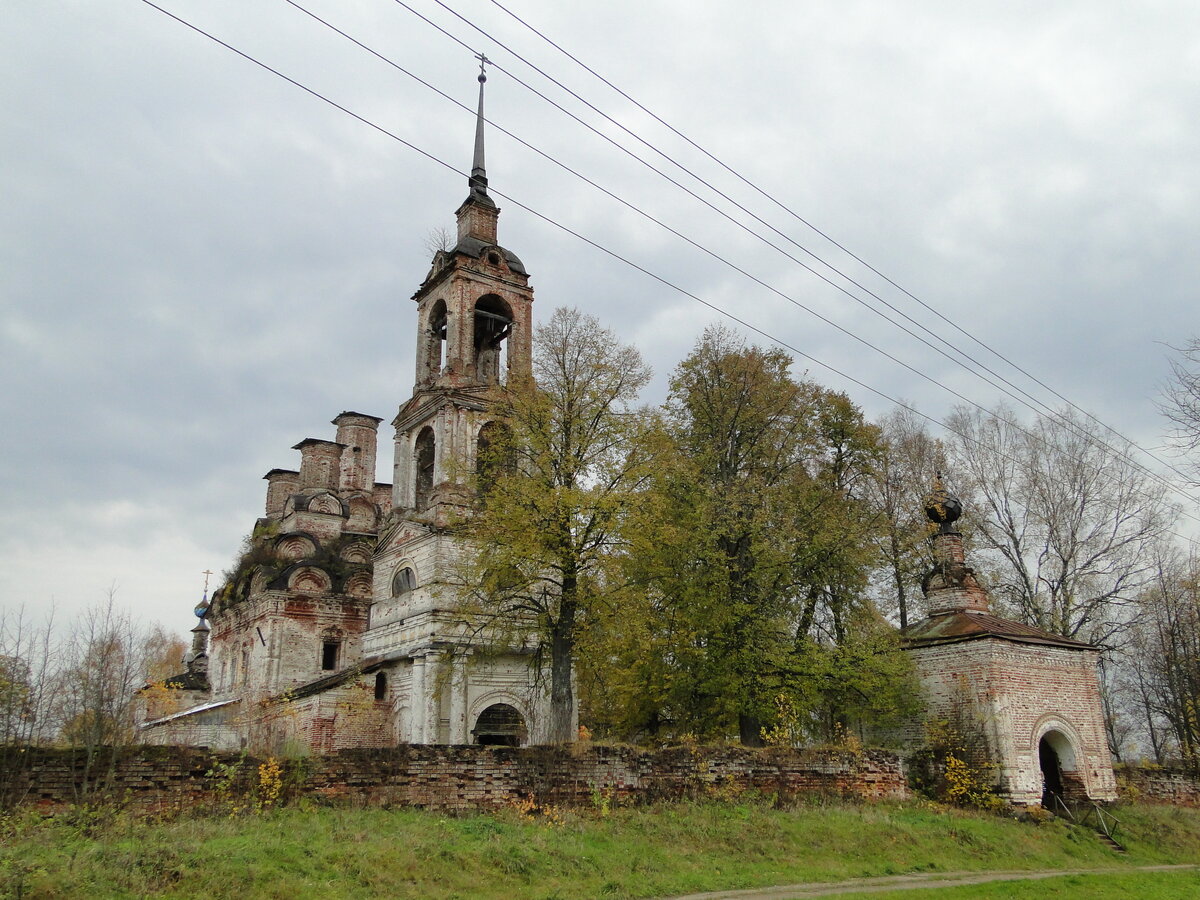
left=139, top=71, right=1117, bottom=811
left=902, top=482, right=1118, bottom=806
left=139, top=67, right=562, bottom=752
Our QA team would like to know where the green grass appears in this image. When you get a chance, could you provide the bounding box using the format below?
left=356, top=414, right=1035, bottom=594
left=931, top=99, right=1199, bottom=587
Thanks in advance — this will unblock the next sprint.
left=837, top=868, right=1200, bottom=899
left=2, top=799, right=1198, bottom=899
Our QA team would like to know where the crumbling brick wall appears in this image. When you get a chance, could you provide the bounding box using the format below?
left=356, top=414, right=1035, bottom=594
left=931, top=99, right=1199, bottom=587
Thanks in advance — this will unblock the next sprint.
left=0, top=744, right=908, bottom=814
left=1117, top=765, right=1200, bottom=806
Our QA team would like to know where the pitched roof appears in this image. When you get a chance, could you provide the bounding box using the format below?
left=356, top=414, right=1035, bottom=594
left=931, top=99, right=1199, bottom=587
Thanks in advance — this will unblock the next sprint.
left=901, top=609, right=1095, bottom=651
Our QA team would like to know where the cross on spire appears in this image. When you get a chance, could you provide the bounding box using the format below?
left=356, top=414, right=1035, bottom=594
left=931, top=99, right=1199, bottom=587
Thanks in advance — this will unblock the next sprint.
left=470, top=51, right=490, bottom=200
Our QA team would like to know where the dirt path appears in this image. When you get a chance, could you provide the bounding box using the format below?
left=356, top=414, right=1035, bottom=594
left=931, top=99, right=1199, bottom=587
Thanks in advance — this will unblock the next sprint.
left=661, top=864, right=1200, bottom=899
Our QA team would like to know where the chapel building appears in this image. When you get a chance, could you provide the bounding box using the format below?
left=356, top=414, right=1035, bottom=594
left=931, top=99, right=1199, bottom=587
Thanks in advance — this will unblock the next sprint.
left=902, top=483, right=1118, bottom=806
left=139, top=69, right=559, bottom=752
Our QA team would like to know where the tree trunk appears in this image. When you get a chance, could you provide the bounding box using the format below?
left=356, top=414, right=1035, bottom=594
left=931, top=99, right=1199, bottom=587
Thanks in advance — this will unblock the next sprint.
left=547, top=579, right=578, bottom=743
left=739, top=712, right=764, bottom=747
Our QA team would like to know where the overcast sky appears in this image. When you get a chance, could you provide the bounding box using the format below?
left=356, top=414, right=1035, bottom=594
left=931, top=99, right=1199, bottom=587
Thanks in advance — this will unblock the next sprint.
left=3, top=0, right=1199, bottom=641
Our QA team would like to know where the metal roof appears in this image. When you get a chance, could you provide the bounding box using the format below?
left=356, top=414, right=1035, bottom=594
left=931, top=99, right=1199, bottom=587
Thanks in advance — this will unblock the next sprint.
left=902, top=609, right=1095, bottom=651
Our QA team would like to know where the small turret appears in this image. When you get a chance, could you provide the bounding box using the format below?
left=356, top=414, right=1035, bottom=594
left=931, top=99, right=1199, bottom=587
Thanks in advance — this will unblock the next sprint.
left=920, top=476, right=989, bottom=614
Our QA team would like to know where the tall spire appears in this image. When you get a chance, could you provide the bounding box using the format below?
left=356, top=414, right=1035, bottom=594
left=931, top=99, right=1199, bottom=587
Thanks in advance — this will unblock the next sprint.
left=469, top=52, right=490, bottom=202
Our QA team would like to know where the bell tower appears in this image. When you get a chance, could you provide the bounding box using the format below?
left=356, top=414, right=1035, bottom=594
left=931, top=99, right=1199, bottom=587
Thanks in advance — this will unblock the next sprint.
left=394, top=57, right=533, bottom=520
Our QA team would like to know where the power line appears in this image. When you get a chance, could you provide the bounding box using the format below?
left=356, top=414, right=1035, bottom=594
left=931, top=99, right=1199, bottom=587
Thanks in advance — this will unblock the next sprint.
left=136, top=0, right=1199, bottom=545
left=284, top=0, right=1123, bottom=487
left=483, top=0, right=1200, bottom=495
left=391, top=0, right=1199, bottom=512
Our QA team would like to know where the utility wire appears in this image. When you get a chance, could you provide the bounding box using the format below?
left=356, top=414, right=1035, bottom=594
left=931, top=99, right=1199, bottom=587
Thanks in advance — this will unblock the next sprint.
left=137, top=0, right=1198, bottom=544
left=402, top=0, right=1200, bottom=513
left=286, top=0, right=1129, bottom=495
left=484, top=0, right=1200, bottom=494
left=394, top=0, right=1199, bottom=512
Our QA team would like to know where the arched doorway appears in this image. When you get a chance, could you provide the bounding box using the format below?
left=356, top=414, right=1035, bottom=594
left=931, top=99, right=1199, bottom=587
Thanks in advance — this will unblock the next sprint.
left=472, top=703, right=527, bottom=746
left=1039, top=729, right=1079, bottom=808
left=1039, top=736, right=1063, bottom=808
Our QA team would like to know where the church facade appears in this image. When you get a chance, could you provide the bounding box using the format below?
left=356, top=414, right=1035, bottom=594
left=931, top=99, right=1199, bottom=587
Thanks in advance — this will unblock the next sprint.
left=139, top=70, right=559, bottom=753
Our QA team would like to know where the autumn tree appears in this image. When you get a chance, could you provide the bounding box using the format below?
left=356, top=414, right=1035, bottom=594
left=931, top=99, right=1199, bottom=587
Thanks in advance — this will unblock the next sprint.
left=52, top=591, right=157, bottom=793
left=461, top=307, right=651, bottom=743
left=1125, top=550, right=1200, bottom=768
left=0, top=604, right=58, bottom=747
left=601, top=327, right=917, bottom=744
left=946, top=403, right=1172, bottom=644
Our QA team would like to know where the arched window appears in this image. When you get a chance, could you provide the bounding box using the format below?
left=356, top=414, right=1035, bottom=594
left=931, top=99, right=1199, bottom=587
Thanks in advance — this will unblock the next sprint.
left=414, top=427, right=436, bottom=510
left=374, top=672, right=388, bottom=701
left=476, top=421, right=514, bottom=498
left=473, top=295, right=513, bottom=385
left=392, top=566, right=417, bottom=597
left=321, top=640, right=339, bottom=671
left=426, top=300, right=448, bottom=378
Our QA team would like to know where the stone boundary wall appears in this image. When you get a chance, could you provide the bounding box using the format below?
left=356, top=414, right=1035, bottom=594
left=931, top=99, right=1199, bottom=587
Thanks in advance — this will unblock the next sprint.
left=0, top=744, right=907, bottom=814
left=1117, top=764, right=1200, bottom=806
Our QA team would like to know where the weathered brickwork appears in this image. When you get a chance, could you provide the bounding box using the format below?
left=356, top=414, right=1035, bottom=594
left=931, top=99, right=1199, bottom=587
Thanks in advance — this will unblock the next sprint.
left=902, top=486, right=1118, bottom=806
left=1, top=745, right=907, bottom=814
left=1117, top=765, right=1200, bottom=806
left=908, top=640, right=1117, bottom=803
left=138, top=116, right=556, bottom=753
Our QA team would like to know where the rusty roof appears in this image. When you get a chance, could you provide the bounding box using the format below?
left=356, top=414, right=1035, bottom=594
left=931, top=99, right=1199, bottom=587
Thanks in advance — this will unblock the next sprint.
left=901, top=610, right=1095, bottom=651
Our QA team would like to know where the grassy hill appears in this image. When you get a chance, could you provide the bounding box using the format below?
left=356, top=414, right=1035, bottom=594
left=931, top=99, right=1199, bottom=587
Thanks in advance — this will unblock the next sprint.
left=2, top=798, right=1199, bottom=899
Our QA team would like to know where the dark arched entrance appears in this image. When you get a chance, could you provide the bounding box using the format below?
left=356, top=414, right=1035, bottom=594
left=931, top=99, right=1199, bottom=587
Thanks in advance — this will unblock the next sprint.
left=472, top=703, right=527, bottom=747
left=1039, top=735, right=1064, bottom=808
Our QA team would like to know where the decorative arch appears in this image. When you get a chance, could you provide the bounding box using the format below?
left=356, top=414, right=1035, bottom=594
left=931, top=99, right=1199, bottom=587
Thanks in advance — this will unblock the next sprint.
left=347, top=497, right=378, bottom=531
left=307, top=492, right=346, bottom=516
left=275, top=534, right=316, bottom=562
left=1030, top=715, right=1083, bottom=772
left=471, top=702, right=528, bottom=747
left=288, top=566, right=332, bottom=594
left=339, top=541, right=372, bottom=565
left=468, top=691, right=532, bottom=747
left=414, top=426, right=436, bottom=511
left=248, top=566, right=272, bottom=596
left=1031, top=714, right=1086, bottom=805
left=343, top=572, right=373, bottom=599
left=473, top=294, right=513, bottom=385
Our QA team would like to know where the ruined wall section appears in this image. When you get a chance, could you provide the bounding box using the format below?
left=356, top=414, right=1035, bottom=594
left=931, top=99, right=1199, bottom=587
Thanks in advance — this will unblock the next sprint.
left=208, top=593, right=371, bottom=698
left=198, top=413, right=391, bottom=715
left=3, top=745, right=909, bottom=814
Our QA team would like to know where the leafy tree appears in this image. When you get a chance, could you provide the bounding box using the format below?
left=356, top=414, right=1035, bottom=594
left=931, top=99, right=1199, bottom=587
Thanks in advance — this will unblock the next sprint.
left=1126, top=550, right=1200, bottom=768
left=461, top=307, right=651, bottom=743
left=0, top=655, right=32, bottom=744
left=601, top=327, right=916, bottom=744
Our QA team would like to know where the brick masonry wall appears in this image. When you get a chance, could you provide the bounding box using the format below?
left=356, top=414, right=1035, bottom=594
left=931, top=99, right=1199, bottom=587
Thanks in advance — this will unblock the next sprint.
left=0, top=744, right=908, bottom=814
left=1117, top=765, right=1200, bottom=806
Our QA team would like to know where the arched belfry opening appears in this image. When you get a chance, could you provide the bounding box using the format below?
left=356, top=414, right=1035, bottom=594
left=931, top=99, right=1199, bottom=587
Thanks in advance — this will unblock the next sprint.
left=472, top=702, right=526, bottom=746
left=414, top=427, right=436, bottom=510
left=425, top=299, right=448, bottom=379
left=474, top=294, right=512, bottom=384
